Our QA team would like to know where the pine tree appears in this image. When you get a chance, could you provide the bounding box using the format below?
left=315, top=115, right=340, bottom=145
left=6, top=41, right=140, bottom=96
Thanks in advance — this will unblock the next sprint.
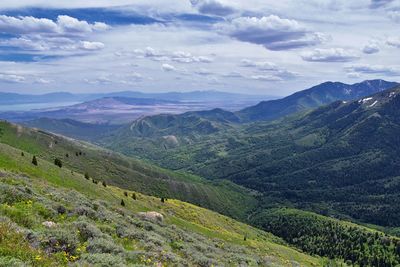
left=54, top=158, right=62, bottom=168
left=32, top=156, right=38, bottom=166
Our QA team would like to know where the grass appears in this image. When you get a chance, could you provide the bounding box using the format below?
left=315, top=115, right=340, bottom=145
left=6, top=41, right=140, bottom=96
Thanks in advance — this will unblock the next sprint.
left=0, top=120, right=257, bottom=221
left=0, top=139, right=324, bottom=266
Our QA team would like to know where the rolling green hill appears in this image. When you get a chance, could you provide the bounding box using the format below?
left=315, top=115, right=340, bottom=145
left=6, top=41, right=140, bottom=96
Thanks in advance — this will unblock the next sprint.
left=0, top=120, right=257, bottom=221
left=0, top=138, right=326, bottom=266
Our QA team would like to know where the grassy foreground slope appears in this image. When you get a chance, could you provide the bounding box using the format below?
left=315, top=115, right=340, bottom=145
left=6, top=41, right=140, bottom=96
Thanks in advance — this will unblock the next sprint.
left=0, top=141, right=324, bottom=266
left=0, top=120, right=257, bottom=221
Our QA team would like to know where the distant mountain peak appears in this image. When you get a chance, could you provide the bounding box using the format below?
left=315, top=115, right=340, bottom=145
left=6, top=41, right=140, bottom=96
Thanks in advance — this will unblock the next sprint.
left=236, top=79, right=399, bottom=122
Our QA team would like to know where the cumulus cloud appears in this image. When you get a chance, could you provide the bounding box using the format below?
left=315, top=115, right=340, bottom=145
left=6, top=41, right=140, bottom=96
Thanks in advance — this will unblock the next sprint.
left=362, top=42, right=380, bottom=54
left=346, top=64, right=400, bottom=76
left=191, top=0, right=236, bottom=16
left=80, top=41, right=105, bottom=51
left=386, top=37, right=400, bottom=48
left=216, top=15, right=326, bottom=51
left=161, top=63, right=177, bottom=72
left=0, top=15, right=109, bottom=35
left=0, top=15, right=109, bottom=57
left=301, top=48, right=360, bottom=62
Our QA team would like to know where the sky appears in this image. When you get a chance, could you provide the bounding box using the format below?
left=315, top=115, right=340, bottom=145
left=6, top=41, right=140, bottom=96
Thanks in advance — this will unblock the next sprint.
left=0, top=0, right=399, bottom=96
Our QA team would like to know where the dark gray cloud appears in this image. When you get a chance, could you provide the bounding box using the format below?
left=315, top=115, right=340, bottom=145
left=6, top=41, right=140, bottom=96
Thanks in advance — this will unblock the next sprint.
left=191, top=0, right=236, bottom=16
left=217, top=15, right=326, bottom=51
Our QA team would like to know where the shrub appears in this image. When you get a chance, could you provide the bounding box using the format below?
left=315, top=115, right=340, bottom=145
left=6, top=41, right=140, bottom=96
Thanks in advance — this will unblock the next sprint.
left=40, top=227, right=79, bottom=255
left=86, top=237, right=124, bottom=254
left=74, top=220, right=103, bottom=241
left=131, top=193, right=137, bottom=200
left=84, top=172, right=89, bottom=180
left=56, top=205, right=67, bottom=215
left=120, top=200, right=125, bottom=207
left=78, top=253, right=125, bottom=267
left=123, top=192, right=128, bottom=197
left=73, top=206, right=97, bottom=219
left=102, top=181, right=107, bottom=187
left=20, top=152, right=24, bottom=157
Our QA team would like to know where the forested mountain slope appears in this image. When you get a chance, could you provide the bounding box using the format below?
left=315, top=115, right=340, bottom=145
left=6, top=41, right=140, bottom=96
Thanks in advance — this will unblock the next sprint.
left=102, top=86, right=400, bottom=227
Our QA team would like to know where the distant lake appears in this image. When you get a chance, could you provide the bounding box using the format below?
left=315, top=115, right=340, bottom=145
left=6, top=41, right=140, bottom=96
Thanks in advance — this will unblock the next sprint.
left=0, top=102, right=81, bottom=112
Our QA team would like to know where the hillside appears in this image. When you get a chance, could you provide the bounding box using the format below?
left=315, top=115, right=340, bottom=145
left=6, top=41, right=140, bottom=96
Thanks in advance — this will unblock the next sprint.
left=237, top=79, right=398, bottom=122
left=101, top=85, right=400, bottom=228
left=2, top=121, right=400, bottom=266
left=0, top=139, right=324, bottom=266
left=0, top=121, right=257, bottom=221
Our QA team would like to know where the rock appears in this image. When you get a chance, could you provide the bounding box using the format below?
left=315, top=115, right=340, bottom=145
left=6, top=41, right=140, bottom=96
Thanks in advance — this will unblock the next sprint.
left=42, top=221, right=57, bottom=228
left=138, top=211, right=164, bottom=222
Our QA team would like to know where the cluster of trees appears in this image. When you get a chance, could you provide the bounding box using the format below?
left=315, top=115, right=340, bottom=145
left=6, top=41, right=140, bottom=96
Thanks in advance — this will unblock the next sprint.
left=252, top=209, right=400, bottom=266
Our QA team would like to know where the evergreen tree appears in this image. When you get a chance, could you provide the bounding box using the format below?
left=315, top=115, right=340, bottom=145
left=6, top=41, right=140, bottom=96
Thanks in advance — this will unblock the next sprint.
left=32, top=156, right=38, bottom=166
left=54, top=158, right=62, bottom=168
left=21, top=152, right=24, bottom=157
left=120, top=199, right=125, bottom=206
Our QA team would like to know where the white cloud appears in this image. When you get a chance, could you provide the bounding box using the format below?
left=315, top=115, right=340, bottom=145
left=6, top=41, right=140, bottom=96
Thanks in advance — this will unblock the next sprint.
left=161, top=63, right=176, bottom=72
left=216, top=15, right=326, bottom=50
left=386, top=37, right=400, bottom=48
left=240, top=59, right=297, bottom=79
left=362, top=42, right=380, bottom=54
left=191, top=0, right=236, bottom=16
left=250, top=75, right=282, bottom=81
left=302, top=48, right=360, bottom=62
left=0, top=15, right=109, bottom=35
left=35, top=78, right=52, bottom=84
left=0, top=73, right=26, bottom=83
left=195, top=68, right=213, bottom=75
left=346, top=64, right=400, bottom=76
left=80, top=41, right=105, bottom=50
